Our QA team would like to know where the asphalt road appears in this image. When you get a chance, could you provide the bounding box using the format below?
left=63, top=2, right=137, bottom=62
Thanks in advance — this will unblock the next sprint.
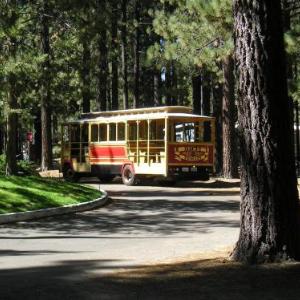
left=0, top=178, right=240, bottom=299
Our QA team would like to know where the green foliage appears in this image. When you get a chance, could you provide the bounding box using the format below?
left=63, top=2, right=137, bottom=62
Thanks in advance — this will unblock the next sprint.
left=150, top=0, right=233, bottom=76
left=0, top=155, right=38, bottom=176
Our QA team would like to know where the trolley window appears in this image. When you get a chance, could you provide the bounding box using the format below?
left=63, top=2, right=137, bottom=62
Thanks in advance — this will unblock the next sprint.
left=99, top=124, right=107, bottom=141
left=118, top=123, right=125, bottom=141
left=109, top=123, right=117, bottom=141
left=91, top=124, right=98, bottom=142
left=128, top=122, right=137, bottom=141
left=71, top=125, right=80, bottom=142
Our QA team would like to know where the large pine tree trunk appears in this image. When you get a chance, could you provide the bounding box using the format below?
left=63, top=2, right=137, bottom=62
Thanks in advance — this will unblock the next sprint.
left=232, top=0, right=300, bottom=262
left=40, top=1, right=52, bottom=171
left=6, top=74, right=18, bottom=175
left=222, top=55, right=238, bottom=178
left=121, top=0, right=129, bottom=109
left=111, top=4, right=119, bottom=111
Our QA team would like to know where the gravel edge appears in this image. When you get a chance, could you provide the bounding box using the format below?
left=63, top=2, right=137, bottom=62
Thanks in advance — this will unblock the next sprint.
left=0, top=189, right=108, bottom=224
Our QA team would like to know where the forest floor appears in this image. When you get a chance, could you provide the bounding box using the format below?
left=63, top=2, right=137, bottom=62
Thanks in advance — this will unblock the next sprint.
left=0, top=176, right=101, bottom=214
left=1, top=248, right=300, bottom=300
left=98, top=249, right=300, bottom=300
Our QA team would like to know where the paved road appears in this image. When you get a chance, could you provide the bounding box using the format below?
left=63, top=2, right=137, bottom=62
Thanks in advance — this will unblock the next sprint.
left=0, top=179, right=240, bottom=299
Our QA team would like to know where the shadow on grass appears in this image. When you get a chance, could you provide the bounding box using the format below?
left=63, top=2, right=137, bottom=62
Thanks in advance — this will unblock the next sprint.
left=0, top=256, right=299, bottom=300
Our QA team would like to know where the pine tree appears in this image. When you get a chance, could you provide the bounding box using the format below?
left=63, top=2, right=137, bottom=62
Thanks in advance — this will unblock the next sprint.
left=232, top=0, right=300, bottom=262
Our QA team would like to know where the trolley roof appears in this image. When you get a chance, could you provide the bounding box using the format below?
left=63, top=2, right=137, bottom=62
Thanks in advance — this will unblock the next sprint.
left=66, top=106, right=214, bottom=124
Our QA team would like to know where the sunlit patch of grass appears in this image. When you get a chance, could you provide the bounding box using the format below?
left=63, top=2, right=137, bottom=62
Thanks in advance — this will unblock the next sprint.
left=0, top=176, right=101, bottom=214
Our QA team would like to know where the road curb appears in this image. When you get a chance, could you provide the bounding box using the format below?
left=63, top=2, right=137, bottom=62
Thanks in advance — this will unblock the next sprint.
left=0, top=189, right=108, bottom=224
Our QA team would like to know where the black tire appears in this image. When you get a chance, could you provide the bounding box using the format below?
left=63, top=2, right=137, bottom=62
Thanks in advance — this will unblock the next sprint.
left=63, top=165, right=79, bottom=182
left=98, top=176, right=115, bottom=183
left=122, top=165, right=136, bottom=186
left=197, top=168, right=210, bottom=181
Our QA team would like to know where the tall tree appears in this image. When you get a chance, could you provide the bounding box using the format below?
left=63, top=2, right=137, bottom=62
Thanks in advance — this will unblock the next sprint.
left=121, top=0, right=129, bottom=109
left=222, top=55, right=238, bottom=178
left=6, top=72, right=18, bottom=175
left=96, top=0, right=108, bottom=111
left=133, top=0, right=141, bottom=108
left=111, top=2, right=119, bottom=110
left=81, top=38, right=91, bottom=113
left=232, top=0, right=300, bottom=262
left=40, top=0, right=53, bottom=171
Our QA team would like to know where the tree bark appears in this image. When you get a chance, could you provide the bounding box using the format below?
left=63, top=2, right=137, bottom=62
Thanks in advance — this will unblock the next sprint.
left=133, top=0, right=140, bottom=108
left=6, top=73, right=18, bottom=175
left=40, top=0, right=52, bottom=171
left=222, top=55, right=238, bottom=178
left=121, top=0, right=129, bottom=109
left=111, top=4, right=119, bottom=110
left=232, top=0, right=300, bottom=262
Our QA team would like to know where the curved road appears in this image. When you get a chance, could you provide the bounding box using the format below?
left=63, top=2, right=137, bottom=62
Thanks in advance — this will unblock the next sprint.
left=0, top=179, right=240, bottom=271
left=0, top=179, right=240, bottom=298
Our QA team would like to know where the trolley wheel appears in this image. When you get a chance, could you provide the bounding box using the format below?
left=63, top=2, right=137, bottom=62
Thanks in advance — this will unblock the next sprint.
left=98, top=176, right=115, bottom=183
left=122, top=165, right=136, bottom=186
left=63, top=165, right=79, bottom=182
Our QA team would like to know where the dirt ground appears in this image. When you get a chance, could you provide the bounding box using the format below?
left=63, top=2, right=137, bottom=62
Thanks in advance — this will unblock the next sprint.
left=1, top=249, right=300, bottom=300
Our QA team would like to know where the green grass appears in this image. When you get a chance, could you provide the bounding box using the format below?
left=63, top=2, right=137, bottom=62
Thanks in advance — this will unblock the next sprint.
left=0, top=176, right=102, bottom=214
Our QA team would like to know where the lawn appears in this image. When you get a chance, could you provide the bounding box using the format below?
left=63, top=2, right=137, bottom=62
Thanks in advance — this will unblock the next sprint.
left=0, top=176, right=102, bottom=214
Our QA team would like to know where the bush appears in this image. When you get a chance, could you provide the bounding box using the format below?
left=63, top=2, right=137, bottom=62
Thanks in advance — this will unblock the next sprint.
left=0, top=155, right=38, bottom=176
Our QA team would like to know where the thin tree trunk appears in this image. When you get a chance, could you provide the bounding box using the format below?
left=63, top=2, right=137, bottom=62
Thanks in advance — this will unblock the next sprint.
left=212, top=82, right=223, bottom=175
left=232, top=0, right=300, bottom=262
left=96, top=1, right=108, bottom=112
left=81, top=39, right=91, bottom=113
left=192, top=74, right=202, bottom=114
left=40, top=1, right=52, bottom=171
left=0, top=124, right=3, bottom=155
left=222, top=55, right=238, bottom=178
left=34, top=110, right=41, bottom=163
left=121, top=0, right=129, bottom=109
left=6, top=74, right=18, bottom=175
left=133, top=0, right=140, bottom=108
left=153, top=70, right=161, bottom=106
left=111, top=5, right=119, bottom=110
left=171, top=63, right=177, bottom=105
left=165, top=66, right=172, bottom=106
left=201, top=70, right=211, bottom=115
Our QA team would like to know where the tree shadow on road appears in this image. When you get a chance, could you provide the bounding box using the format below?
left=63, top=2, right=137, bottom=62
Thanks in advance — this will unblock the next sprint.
left=0, top=197, right=240, bottom=236
left=0, top=254, right=299, bottom=300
